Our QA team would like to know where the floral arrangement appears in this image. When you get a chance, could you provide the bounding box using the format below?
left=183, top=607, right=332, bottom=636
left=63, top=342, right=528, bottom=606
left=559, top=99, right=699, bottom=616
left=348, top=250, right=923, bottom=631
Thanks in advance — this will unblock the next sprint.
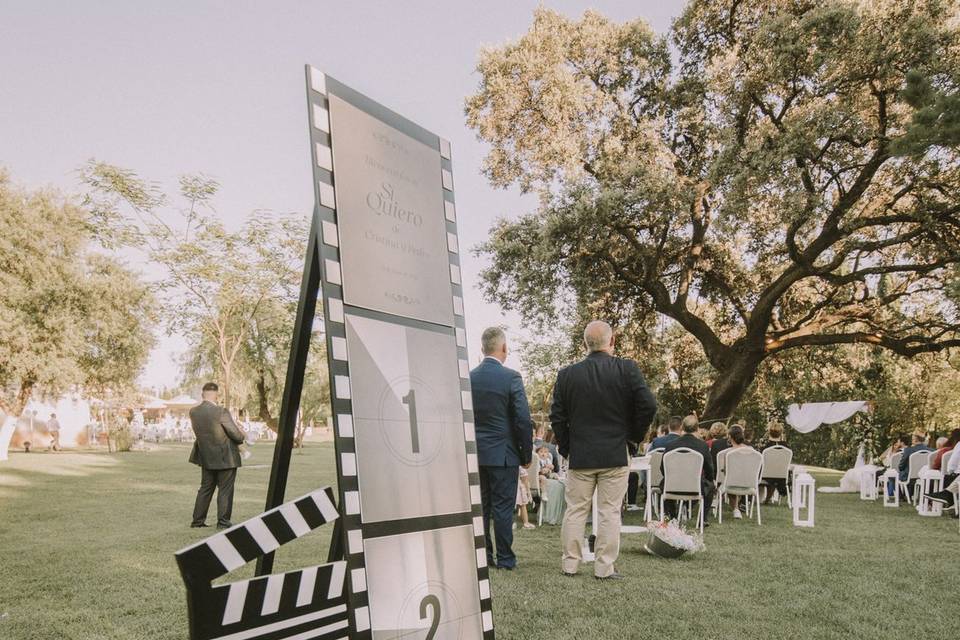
left=645, top=519, right=705, bottom=557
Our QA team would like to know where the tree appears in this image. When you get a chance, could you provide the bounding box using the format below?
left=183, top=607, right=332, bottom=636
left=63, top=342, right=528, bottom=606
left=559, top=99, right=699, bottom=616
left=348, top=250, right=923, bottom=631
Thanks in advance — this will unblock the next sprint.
left=81, top=162, right=305, bottom=409
left=0, top=170, right=154, bottom=419
left=466, top=1, right=960, bottom=419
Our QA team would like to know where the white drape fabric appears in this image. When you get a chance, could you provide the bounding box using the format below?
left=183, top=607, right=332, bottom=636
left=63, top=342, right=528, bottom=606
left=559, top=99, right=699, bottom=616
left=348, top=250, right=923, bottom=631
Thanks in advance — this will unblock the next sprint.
left=785, top=401, right=869, bottom=434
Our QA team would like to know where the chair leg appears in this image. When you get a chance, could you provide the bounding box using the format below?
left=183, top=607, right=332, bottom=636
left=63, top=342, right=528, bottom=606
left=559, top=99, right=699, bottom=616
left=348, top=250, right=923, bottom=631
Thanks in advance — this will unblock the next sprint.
left=698, top=499, right=704, bottom=534
left=659, top=495, right=665, bottom=523
left=718, top=490, right=723, bottom=524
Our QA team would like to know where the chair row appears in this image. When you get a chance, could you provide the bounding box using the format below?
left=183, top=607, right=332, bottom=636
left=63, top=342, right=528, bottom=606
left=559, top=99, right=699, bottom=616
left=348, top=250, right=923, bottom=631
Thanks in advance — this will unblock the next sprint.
left=643, top=445, right=794, bottom=532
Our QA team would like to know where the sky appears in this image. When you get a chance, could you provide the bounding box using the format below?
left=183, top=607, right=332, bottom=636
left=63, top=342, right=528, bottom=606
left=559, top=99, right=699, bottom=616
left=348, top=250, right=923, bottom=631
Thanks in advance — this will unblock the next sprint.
left=0, top=0, right=686, bottom=391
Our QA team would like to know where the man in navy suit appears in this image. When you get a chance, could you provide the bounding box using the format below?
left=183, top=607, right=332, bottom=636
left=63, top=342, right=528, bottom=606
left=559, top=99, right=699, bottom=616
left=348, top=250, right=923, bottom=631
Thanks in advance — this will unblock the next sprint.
left=471, top=327, right=533, bottom=570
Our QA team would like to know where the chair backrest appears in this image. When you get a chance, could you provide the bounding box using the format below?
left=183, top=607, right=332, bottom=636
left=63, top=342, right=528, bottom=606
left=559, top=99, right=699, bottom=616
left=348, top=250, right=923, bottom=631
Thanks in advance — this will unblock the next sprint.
left=942, top=450, right=954, bottom=473
left=907, top=451, right=931, bottom=479
left=888, top=451, right=902, bottom=471
left=648, top=448, right=665, bottom=487
left=662, top=447, right=704, bottom=494
left=723, top=448, right=763, bottom=489
left=761, top=445, right=792, bottom=479
left=716, top=448, right=731, bottom=485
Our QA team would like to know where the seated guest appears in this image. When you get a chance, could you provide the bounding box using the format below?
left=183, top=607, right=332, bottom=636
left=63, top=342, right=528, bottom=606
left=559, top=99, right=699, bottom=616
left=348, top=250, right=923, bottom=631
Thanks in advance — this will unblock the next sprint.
left=930, top=429, right=960, bottom=508
left=644, top=425, right=667, bottom=453
left=898, top=432, right=933, bottom=495
left=880, top=434, right=911, bottom=496
left=650, top=416, right=682, bottom=450
left=696, top=424, right=711, bottom=441
left=535, top=446, right=556, bottom=490
left=931, top=431, right=958, bottom=470
left=709, top=422, right=730, bottom=469
left=661, top=414, right=716, bottom=524
left=760, top=424, right=789, bottom=505
left=724, top=425, right=753, bottom=519
left=879, top=435, right=907, bottom=467
left=533, top=424, right=561, bottom=471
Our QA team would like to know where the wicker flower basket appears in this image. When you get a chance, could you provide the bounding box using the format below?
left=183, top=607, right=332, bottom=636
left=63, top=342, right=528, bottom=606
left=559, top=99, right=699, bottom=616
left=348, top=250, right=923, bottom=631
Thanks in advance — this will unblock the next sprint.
left=644, top=533, right=687, bottom=559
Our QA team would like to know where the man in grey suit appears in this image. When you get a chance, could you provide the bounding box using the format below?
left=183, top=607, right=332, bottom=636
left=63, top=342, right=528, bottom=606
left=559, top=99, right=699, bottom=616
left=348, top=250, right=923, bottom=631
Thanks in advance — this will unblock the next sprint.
left=189, top=382, right=246, bottom=529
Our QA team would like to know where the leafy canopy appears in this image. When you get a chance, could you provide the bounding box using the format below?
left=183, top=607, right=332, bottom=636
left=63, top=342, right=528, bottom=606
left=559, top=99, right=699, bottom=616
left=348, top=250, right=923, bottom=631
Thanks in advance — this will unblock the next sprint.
left=466, top=1, right=960, bottom=416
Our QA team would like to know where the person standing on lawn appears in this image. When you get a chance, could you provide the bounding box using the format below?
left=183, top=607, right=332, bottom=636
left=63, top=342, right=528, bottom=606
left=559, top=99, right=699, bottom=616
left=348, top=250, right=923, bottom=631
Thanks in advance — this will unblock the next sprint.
left=47, top=413, right=61, bottom=451
left=188, top=382, right=246, bottom=530
left=471, top=327, right=534, bottom=571
left=551, top=320, right=657, bottom=580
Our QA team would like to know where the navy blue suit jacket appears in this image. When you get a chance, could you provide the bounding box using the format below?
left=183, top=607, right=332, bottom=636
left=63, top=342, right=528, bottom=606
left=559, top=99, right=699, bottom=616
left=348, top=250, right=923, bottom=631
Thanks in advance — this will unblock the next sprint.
left=470, top=357, right=533, bottom=467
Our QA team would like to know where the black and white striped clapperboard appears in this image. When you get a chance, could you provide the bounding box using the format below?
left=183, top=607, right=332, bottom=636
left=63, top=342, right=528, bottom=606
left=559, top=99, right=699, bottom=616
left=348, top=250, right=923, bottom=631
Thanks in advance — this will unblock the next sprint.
left=175, top=486, right=349, bottom=640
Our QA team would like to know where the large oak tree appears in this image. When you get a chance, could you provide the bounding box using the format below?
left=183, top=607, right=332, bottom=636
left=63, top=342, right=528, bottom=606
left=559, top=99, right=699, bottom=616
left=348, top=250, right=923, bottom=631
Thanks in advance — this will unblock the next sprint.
left=466, top=0, right=960, bottom=418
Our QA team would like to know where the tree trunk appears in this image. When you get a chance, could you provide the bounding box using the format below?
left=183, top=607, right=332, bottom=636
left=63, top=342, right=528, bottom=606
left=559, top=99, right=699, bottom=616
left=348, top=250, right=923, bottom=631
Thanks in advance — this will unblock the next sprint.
left=256, top=369, right=272, bottom=422
left=702, top=353, right=763, bottom=421
left=221, top=361, right=233, bottom=409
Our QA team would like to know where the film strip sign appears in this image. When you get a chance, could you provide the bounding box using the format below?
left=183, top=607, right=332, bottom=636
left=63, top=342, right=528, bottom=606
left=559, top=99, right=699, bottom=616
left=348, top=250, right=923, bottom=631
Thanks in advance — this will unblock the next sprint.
left=305, top=65, right=494, bottom=639
left=175, top=487, right=348, bottom=640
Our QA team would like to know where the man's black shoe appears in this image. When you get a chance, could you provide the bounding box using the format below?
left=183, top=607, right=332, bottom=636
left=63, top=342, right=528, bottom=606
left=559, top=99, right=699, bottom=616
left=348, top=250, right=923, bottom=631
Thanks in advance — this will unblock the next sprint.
left=496, top=565, right=516, bottom=571
left=561, top=571, right=577, bottom=577
left=216, top=523, right=233, bottom=530
left=928, top=492, right=951, bottom=505
left=190, top=523, right=209, bottom=528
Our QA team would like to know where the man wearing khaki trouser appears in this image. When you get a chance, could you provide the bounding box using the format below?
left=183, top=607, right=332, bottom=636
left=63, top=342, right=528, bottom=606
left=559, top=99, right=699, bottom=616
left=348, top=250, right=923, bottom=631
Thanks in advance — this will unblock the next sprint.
left=550, top=321, right=657, bottom=580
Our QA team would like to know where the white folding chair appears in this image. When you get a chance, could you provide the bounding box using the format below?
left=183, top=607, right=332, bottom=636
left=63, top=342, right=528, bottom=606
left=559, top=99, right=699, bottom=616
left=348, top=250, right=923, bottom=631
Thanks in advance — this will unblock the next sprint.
left=760, top=446, right=793, bottom=507
left=898, top=451, right=931, bottom=505
left=644, top=448, right=665, bottom=522
left=660, top=448, right=705, bottom=534
left=716, top=448, right=730, bottom=486
left=941, top=450, right=953, bottom=476
left=878, top=451, right=903, bottom=497
left=718, top=448, right=764, bottom=525
left=713, top=448, right=730, bottom=517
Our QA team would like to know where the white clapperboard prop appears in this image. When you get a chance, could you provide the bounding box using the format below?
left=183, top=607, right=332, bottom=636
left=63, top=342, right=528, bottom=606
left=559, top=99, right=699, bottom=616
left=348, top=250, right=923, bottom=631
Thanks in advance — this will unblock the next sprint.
left=310, top=66, right=491, bottom=639
left=175, top=487, right=349, bottom=640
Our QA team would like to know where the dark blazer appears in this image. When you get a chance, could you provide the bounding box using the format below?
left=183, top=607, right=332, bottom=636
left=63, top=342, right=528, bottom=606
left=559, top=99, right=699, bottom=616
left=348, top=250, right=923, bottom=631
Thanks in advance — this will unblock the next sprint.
left=710, top=437, right=731, bottom=469
left=662, top=433, right=715, bottom=483
left=471, top=357, right=533, bottom=467
left=650, top=433, right=679, bottom=451
left=550, top=351, right=657, bottom=470
left=188, top=401, right=245, bottom=470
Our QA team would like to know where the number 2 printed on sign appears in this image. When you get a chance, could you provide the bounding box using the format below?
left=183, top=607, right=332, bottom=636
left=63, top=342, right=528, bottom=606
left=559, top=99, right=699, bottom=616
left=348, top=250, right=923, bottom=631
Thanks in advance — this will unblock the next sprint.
left=419, top=594, right=441, bottom=640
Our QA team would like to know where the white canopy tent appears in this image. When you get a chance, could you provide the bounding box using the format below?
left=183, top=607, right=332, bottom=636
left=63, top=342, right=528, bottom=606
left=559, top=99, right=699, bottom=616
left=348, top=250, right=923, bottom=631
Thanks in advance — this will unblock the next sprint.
left=785, top=401, right=870, bottom=433
left=786, top=400, right=875, bottom=493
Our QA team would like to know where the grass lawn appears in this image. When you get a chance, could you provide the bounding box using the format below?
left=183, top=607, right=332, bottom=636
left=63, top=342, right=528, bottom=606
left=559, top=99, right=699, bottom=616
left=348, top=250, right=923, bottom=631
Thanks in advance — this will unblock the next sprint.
left=0, top=442, right=955, bottom=640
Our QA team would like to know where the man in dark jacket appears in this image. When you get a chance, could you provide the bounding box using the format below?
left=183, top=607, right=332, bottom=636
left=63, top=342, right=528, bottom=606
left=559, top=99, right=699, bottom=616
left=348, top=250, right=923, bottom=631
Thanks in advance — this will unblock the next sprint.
left=650, top=415, right=682, bottom=450
left=662, top=415, right=716, bottom=522
left=551, top=321, right=657, bottom=580
left=471, top=327, right=533, bottom=570
left=189, top=382, right=246, bottom=529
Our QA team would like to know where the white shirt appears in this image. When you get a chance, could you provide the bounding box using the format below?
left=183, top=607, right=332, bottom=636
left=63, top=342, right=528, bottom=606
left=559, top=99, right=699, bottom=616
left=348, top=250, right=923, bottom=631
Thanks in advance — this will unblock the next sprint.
left=946, top=441, right=960, bottom=475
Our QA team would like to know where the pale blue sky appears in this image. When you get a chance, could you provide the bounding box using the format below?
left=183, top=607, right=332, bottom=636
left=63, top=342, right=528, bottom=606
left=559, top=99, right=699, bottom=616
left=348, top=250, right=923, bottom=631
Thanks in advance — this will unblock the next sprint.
left=0, top=1, right=686, bottom=390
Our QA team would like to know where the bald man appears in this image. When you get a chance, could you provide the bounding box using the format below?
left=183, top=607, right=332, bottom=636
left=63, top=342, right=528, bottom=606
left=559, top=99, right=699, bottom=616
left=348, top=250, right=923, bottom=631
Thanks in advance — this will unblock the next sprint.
left=551, top=321, right=657, bottom=580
